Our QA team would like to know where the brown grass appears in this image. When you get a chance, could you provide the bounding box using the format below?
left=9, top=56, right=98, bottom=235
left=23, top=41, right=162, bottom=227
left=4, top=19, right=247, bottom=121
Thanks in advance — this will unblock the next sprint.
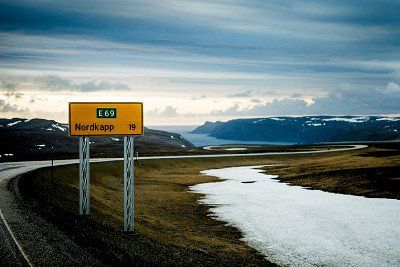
left=265, top=145, right=400, bottom=199
left=18, top=144, right=400, bottom=265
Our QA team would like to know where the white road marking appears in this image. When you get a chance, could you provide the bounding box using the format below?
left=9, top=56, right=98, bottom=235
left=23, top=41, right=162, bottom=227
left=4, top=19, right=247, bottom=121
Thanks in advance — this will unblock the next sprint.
left=0, top=210, right=33, bottom=267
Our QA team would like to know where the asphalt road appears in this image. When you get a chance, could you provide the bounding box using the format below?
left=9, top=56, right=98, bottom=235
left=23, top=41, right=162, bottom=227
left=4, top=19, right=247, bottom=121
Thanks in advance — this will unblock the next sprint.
left=0, top=144, right=367, bottom=266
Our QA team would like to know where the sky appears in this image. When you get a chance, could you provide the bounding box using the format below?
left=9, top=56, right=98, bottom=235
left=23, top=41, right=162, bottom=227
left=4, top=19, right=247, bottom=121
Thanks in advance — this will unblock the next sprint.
left=0, top=0, right=399, bottom=125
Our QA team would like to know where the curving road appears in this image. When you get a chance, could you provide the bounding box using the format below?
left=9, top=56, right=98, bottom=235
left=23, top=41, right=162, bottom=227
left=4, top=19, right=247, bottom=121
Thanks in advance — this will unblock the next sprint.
left=0, top=144, right=367, bottom=266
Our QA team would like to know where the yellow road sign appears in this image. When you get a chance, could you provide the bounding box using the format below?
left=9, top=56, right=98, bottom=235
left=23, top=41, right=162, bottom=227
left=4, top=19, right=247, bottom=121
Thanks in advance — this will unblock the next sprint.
left=69, top=102, right=143, bottom=136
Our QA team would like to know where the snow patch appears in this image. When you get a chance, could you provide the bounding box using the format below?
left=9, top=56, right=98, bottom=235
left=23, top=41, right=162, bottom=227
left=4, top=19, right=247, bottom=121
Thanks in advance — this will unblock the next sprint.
left=191, top=166, right=400, bottom=267
left=52, top=124, right=66, bottom=131
left=377, top=117, right=400, bottom=122
left=253, top=119, right=265, bottom=124
left=111, top=137, right=120, bottom=141
left=181, top=144, right=186, bottom=148
left=269, top=117, right=285, bottom=121
left=7, top=120, right=22, bottom=127
left=322, top=117, right=369, bottom=123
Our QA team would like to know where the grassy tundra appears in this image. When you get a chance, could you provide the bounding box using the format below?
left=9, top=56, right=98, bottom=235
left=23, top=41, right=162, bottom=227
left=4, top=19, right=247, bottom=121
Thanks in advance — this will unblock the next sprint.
left=19, top=143, right=400, bottom=265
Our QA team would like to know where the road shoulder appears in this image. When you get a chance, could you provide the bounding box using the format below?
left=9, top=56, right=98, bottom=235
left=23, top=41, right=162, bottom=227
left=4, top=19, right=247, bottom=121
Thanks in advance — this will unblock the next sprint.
left=0, top=172, right=100, bottom=266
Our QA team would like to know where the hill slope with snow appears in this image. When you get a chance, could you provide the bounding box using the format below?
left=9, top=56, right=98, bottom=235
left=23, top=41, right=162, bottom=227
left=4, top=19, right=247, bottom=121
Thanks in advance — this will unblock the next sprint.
left=0, top=118, right=194, bottom=161
left=191, top=116, right=400, bottom=144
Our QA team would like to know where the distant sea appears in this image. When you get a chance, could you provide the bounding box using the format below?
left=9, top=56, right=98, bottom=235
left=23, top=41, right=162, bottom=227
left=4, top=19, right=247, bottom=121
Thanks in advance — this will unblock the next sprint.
left=149, top=125, right=294, bottom=147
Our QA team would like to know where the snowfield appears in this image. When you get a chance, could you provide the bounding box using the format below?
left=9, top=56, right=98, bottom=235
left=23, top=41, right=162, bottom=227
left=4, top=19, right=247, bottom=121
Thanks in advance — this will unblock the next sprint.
left=377, top=117, right=400, bottom=122
left=322, top=117, right=369, bottom=123
left=7, top=120, right=22, bottom=127
left=253, top=119, right=265, bottom=123
left=191, top=166, right=400, bottom=267
left=269, top=117, right=285, bottom=121
left=52, top=124, right=67, bottom=131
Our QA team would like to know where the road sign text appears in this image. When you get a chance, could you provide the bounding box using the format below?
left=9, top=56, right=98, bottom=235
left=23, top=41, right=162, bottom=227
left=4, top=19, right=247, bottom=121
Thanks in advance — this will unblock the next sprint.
left=69, top=102, right=143, bottom=136
left=75, top=123, right=115, bottom=132
left=97, top=108, right=117, bottom=118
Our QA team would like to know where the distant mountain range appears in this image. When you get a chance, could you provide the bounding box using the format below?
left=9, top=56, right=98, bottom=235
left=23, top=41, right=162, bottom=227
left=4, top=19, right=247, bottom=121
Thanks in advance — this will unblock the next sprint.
left=191, top=116, right=400, bottom=144
left=0, top=118, right=194, bottom=161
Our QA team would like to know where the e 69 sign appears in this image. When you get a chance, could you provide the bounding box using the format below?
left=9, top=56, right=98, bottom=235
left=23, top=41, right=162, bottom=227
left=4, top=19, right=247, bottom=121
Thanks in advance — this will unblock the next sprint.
left=69, top=102, right=143, bottom=136
left=97, top=108, right=117, bottom=118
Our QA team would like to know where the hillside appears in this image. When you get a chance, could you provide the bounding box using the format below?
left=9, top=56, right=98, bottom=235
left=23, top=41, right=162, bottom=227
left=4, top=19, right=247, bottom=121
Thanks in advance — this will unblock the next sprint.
left=0, top=118, right=194, bottom=161
left=191, top=116, right=400, bottom=144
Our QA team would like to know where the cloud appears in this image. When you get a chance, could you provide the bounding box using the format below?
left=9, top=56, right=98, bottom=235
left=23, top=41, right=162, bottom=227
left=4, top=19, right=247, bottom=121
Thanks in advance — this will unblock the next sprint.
left=0, top=97, right=67, bottom=121
left=0, top=80, right=17, bottom=90
left=5, top=91, right=24, bottom=99
left=1, top=79, right=25, bottom=99
left=191, top=95, right=207, bottom=100
left=306, top=82, right=400, bottom=114
left=228, top=90, right=252, bottom=98
left=146, top=106, right=179, bottom=117
left=1, top=1, right=400, bottom=122
left=212, top=82, right=400, bottom=116
left=0, top=99, right=29, bottom=113
left=28, top=95, right=45, bottom=104
left=159, top=106, right=178, bottom=117
left=291, top=93, right=302, bottom=98
left=251, top=98, right=262, bottom=103
left=211, top=104, right=242, bottom=116
left=246, top=98, right=309, bottom=115
left=37, top=75, right=130, bottom=92
left=390, top=71, right=400, bottom=80
left=385, top=82, right=400, bottom=94
left=259, top=90, right=280, bottom=97
left=145, top=105, right=208, bottom=120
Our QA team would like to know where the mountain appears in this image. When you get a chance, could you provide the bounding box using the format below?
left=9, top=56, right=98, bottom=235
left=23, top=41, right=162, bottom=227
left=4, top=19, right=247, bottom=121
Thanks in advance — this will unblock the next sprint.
left=191, top=121, right=224, bottom=134
left=191, top=116, right=400, bottom=144
left=0, top=118, right=195, bottom=161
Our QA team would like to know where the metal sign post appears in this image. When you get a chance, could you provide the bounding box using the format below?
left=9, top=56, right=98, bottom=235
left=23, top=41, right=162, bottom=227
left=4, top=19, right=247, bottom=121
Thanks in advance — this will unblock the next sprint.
left=51, top=146, right=54, bottom=184
left=124, top=136, right=135, bottom=231
left=69, top=102, right=143, bottom=230
left=79, top=136, right=90, bottom=215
